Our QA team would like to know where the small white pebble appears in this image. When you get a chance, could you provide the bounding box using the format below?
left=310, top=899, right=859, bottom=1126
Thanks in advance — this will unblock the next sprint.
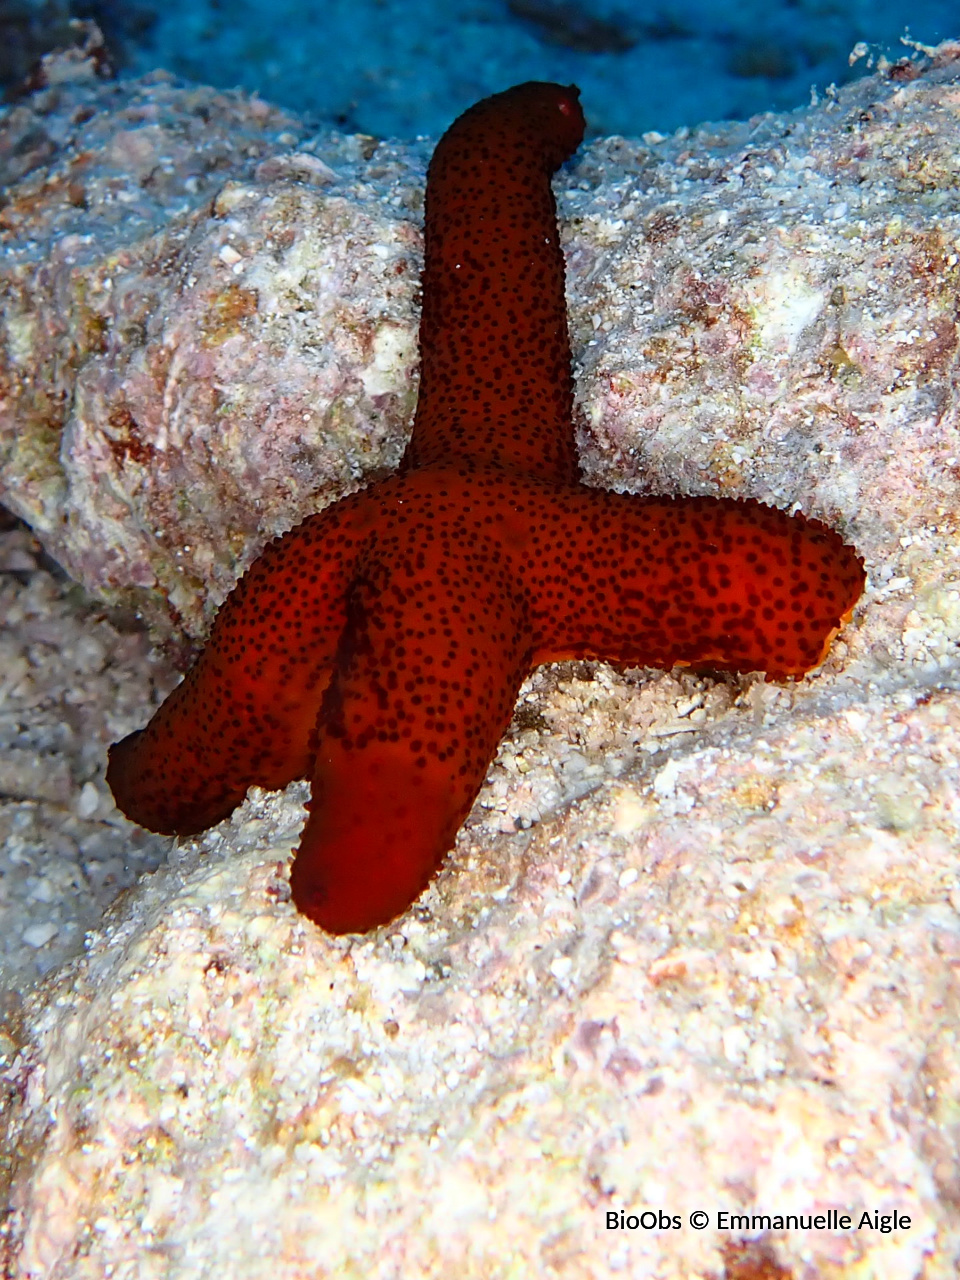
left=23, top=921, right=59, bottom=948
left=619, top=868, right=639, bottom=889
left=76, top=782, right=100, bottom=819
left=28, top=878, right=55, bottom=904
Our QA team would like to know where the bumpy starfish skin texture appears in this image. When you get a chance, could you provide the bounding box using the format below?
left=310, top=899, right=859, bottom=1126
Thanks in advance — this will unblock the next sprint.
left=107, top=83, right=866, bottom=934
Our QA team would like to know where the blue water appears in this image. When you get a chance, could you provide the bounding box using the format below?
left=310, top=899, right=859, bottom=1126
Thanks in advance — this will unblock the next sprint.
left=123, top=0, right=957, bottom=138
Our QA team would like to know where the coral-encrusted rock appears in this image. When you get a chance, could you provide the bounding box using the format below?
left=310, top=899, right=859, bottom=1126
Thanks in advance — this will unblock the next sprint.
left=0, top=60, right=424, bottom=649
left=2, top=683, right=960, bottom=1278
left=2, top=42, right=960, bottom=1280
left=3, top=46, right=960, bottom=664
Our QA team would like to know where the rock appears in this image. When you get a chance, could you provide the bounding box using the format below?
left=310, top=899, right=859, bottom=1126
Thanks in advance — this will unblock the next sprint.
left=2, top=42, right=960, bottom=1280
left=0, top=57, right=425, bottom=651
left=3, top=680, right=959, bottom=1276
left=0, top=514, right=174, bottom=987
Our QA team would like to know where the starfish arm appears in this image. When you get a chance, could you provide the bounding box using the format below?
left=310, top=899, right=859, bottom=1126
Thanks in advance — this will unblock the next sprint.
left=403, top=81, right=585, bottom=484
left=106, top=495, right=377, bottom=835
left=288, top=538, right=529, bottom=934
left=524, top=488, right=865, bottom=680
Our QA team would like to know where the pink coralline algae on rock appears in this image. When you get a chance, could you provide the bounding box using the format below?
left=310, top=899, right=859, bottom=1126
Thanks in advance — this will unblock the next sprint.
left=0, top=53, right=425, bottom=650
left=1, top=36, right=960, bottom=1280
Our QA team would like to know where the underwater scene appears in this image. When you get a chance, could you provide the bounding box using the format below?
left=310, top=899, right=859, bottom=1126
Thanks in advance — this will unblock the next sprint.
left=2, top=0, right=959, bottom=136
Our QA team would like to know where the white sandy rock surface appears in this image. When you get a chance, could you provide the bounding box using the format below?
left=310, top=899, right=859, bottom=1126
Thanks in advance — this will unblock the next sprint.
left=2, top=38, right=960, bottom=1280
left=0, top=515, right=172, bottom=986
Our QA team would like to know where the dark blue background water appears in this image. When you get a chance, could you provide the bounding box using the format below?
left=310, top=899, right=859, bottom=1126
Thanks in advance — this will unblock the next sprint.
left=110, top=0, right=958, bottom=137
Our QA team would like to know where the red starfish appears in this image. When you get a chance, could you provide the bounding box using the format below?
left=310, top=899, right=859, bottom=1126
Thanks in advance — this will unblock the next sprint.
left=107, top=83, right=865, bottom=934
